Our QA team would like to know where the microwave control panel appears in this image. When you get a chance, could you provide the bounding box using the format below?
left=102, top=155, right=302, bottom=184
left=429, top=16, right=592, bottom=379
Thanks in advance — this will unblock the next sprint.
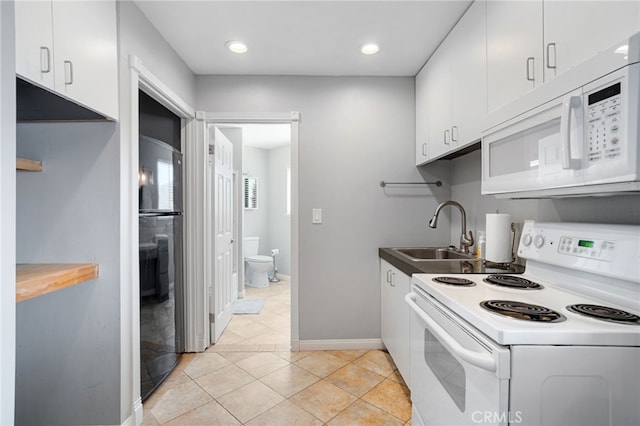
left=586, top=81, right=622, bottom=163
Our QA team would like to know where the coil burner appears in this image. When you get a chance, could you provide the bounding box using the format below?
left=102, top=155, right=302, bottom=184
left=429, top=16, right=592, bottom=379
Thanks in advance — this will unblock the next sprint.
left=567, top=304, right=640, bottom=325
left=481, top=300, right=565, bottom=323
left=483, top=274, right=543, bottom=290
left=432, top=276, right=476, bottom=287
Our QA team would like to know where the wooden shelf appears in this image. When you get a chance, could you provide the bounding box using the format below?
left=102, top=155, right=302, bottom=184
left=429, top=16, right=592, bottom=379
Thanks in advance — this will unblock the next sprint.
left=16, top=157, right=42, bottom=172
left=16, top=263, right=99, bottom=302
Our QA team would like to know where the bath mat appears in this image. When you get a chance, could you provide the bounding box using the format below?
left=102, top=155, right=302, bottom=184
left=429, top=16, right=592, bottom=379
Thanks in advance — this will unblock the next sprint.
left=233, top=299, right=265, bottom=315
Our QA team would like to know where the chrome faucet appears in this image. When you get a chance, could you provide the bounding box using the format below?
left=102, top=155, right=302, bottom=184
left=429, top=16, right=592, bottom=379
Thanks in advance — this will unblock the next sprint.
left=429, top=200, right=474, bottom=253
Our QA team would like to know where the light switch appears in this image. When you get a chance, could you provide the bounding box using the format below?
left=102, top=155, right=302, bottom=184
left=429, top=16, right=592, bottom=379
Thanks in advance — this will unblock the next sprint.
left=312, top=208, right=322, bottom=224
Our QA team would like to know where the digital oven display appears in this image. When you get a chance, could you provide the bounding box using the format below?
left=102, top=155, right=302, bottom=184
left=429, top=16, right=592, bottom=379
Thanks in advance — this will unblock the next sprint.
left=588, top=82, right=621, bottom=105
left=578, top=240, right=595, bottom=248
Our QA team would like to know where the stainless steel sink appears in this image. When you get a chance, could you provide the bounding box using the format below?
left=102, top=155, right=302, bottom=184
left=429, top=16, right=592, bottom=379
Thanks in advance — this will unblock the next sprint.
left=392, top=247, right=477, bottom=261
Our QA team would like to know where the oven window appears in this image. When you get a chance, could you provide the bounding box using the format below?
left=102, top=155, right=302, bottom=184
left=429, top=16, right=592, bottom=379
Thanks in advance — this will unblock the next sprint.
left=424, top=329, right=466, bottom=411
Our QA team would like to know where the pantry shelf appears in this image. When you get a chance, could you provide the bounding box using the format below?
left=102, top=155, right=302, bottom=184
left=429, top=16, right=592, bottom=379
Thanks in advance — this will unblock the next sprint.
left=16, top=263, right=99, bottom=302
left=16, top=157, right=42, bottom=172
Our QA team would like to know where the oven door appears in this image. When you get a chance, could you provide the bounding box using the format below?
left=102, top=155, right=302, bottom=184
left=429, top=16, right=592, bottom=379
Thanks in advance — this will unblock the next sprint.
left=406, top=288, right=511, bottom=426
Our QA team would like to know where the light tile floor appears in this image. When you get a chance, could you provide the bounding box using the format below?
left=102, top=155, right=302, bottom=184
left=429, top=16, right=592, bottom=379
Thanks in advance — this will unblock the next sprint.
left=143, top=277, right=412, bottom=425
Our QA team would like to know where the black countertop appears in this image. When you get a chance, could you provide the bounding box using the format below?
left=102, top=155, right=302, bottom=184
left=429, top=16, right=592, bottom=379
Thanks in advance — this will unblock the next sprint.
left=379, top=248, right=525, bottom=276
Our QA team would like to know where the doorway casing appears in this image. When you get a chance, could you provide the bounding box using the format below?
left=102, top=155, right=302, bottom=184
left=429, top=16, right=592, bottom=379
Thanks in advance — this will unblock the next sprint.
left=198, top=112, right=300, bottom=350
left=125, top=55, right=195, bottom=426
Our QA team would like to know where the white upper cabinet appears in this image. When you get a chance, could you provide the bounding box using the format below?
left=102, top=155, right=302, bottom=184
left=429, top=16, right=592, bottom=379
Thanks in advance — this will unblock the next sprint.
left=424, top=46, right=451, bottom=161
left=15, top=1, right=55, bottom=91
left=415, top=67, right=429, bottom=165
left=448, top=1, right=486, bottom=152
left=486, top=0, right=543, bottom=113
left=15, top=0, right=118, bottom=120
left=487, top=0, right=640, bottom=114
left=543, top=1, right=640, bottom=82
left=415, top=0, right=486, bottom=164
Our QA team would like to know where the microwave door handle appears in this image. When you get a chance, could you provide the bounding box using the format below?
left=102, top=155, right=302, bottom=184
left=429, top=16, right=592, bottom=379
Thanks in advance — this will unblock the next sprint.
left=560, top=96, right=582, bottom=170
left=405, top=292, right=497, bottom=373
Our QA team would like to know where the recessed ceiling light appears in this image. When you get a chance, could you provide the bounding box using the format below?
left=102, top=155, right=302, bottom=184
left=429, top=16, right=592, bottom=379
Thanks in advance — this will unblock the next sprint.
left=226, top=41, right=248, bottom=54
left=361, top=43, right=380, bottom=55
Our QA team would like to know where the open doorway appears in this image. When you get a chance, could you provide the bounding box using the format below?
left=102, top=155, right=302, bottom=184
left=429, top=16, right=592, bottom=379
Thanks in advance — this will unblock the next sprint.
left=210, top=122, right=293, bottom=350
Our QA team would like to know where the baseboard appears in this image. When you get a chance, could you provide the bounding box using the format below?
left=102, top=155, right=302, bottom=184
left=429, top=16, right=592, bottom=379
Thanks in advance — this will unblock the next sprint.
left=298, top=338, right=385, bottom=351
left=291, top=338, right=300, bottom=351
left=121, top=397, right=143, bottom=426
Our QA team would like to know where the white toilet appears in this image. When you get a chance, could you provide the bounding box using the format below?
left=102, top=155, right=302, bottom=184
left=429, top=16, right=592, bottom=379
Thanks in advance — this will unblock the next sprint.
left=243, top=236, right=273, bottom=288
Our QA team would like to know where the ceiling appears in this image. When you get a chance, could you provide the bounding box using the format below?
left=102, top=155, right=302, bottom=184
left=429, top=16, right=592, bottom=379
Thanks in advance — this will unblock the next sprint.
left=134, top=0, right=472, bottom=76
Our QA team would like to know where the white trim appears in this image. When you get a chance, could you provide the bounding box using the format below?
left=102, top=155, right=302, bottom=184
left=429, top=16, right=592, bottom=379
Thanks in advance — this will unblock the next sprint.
left=298, top=339, right=386, bottom=351
left=123, top=55, right=196, bottom=426
left=0, top=2, right=16, bottom=423
left=186, top=117, right=209, bottom=351
left=130, top=56, right=194, bottom=118
left=203, top=112, right=293, bottom=122
left=204, top=113, right=300, bottom=350
left=120, top=398, right=143, bottom=426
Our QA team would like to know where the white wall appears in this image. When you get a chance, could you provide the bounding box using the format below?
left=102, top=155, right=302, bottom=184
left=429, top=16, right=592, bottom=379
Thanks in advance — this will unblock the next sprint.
left=15, top=122, right=121, bottom=425
left=0, top=1, right=16, bottom=423
left=449, top=150, right=640, bottom=247
left=243, top=145, right=292, bottom=275
left=118, top=1, right=196, bottom=108
left=267, top=145, right=291, bottom=275
left=243, top=146, right=270, bottom=252
left=117, top=1, right=196, bottom=423
left=196, top=76, right=451, bottom=341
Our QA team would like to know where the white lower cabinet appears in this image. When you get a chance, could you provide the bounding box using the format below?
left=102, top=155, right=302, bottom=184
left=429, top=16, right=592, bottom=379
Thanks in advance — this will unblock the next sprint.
left=380, top=259, right=411, bottom=386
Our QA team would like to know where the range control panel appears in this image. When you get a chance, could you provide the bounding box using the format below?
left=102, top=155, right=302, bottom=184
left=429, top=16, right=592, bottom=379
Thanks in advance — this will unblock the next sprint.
left=558, top=236, right=615, bottom=262
left=587, top=81, right=623, bottom=163
left=518, top=221, right=640, bottom=282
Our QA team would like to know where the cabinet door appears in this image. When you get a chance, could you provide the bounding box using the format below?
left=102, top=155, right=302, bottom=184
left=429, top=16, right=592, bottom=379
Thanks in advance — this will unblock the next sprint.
left=487, top=0, right=543, bottom=113
left=380, top=260, right=411, bottom=385
left=15, top=1, right=54, bottom=90
left=449, top=0, right=487, bottom=148
left=543, top=1, right=640, bottom=82
left=425, top=47, right=452, bottom=160
left=380, top=260, right=394, bottom=349
left=52, top=0, right=118, bottom=119
left=415, top=66, right=429, bottom=165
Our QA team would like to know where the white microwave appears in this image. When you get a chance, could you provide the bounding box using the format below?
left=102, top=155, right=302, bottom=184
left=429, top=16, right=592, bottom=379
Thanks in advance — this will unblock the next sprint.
left=482, top=36, right=640, bottom=198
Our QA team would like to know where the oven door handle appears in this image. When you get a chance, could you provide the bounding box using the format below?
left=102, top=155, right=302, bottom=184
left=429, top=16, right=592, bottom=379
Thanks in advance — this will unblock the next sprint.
left=405, top=292, right=497, bottom=373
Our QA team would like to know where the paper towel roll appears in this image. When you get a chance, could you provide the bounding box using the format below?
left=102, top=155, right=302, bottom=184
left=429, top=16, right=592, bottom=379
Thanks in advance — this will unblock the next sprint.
left=486, top=213, right=512, bottom=263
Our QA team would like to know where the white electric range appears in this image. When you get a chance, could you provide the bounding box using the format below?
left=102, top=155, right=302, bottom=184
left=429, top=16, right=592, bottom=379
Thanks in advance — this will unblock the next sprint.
left=406, top=221, right=640, bottom=426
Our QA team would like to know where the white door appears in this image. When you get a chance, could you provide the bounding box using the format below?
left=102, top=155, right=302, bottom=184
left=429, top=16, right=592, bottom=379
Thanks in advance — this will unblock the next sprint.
left=208, top=126, right=236, bottom=343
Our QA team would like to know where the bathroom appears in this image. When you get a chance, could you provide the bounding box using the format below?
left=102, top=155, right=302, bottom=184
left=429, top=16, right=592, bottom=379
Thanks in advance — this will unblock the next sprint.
left=242, top=123, right=291, bottom=289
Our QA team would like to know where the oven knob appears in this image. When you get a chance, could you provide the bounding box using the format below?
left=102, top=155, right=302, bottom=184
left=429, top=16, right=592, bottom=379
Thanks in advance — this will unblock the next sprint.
left=522, top=234, right=533, bottom=247
left=534, top=235, right=545, bottom=248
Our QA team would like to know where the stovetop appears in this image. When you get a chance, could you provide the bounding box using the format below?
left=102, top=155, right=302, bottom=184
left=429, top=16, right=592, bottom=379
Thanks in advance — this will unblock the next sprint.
left=412, top=272, right=640, bottom=346
left=411, top=221, right=640, bottom=347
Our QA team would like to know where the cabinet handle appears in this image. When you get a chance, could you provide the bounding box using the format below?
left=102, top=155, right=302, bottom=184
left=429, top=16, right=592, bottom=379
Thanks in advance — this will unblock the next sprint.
left=451, top=126, right=459, bottom=143
left=390, top=272, right=396, bottom=287
left=546, top=42, right=557, bottom=69
left=40, top=47, right=51, bottom=73
left=526, top=57, right=535, bottom=82
left=386, top=270, right=391, bottom=284
left=64, top=60, right=74, bottom=85
left=444, top=129, right=450, bottom=145
left=422, top=143, right=427, bottom=157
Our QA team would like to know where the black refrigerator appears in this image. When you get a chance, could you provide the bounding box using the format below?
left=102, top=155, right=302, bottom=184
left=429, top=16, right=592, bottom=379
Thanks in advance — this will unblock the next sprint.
left=139, top=133, right=184, bottom=401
